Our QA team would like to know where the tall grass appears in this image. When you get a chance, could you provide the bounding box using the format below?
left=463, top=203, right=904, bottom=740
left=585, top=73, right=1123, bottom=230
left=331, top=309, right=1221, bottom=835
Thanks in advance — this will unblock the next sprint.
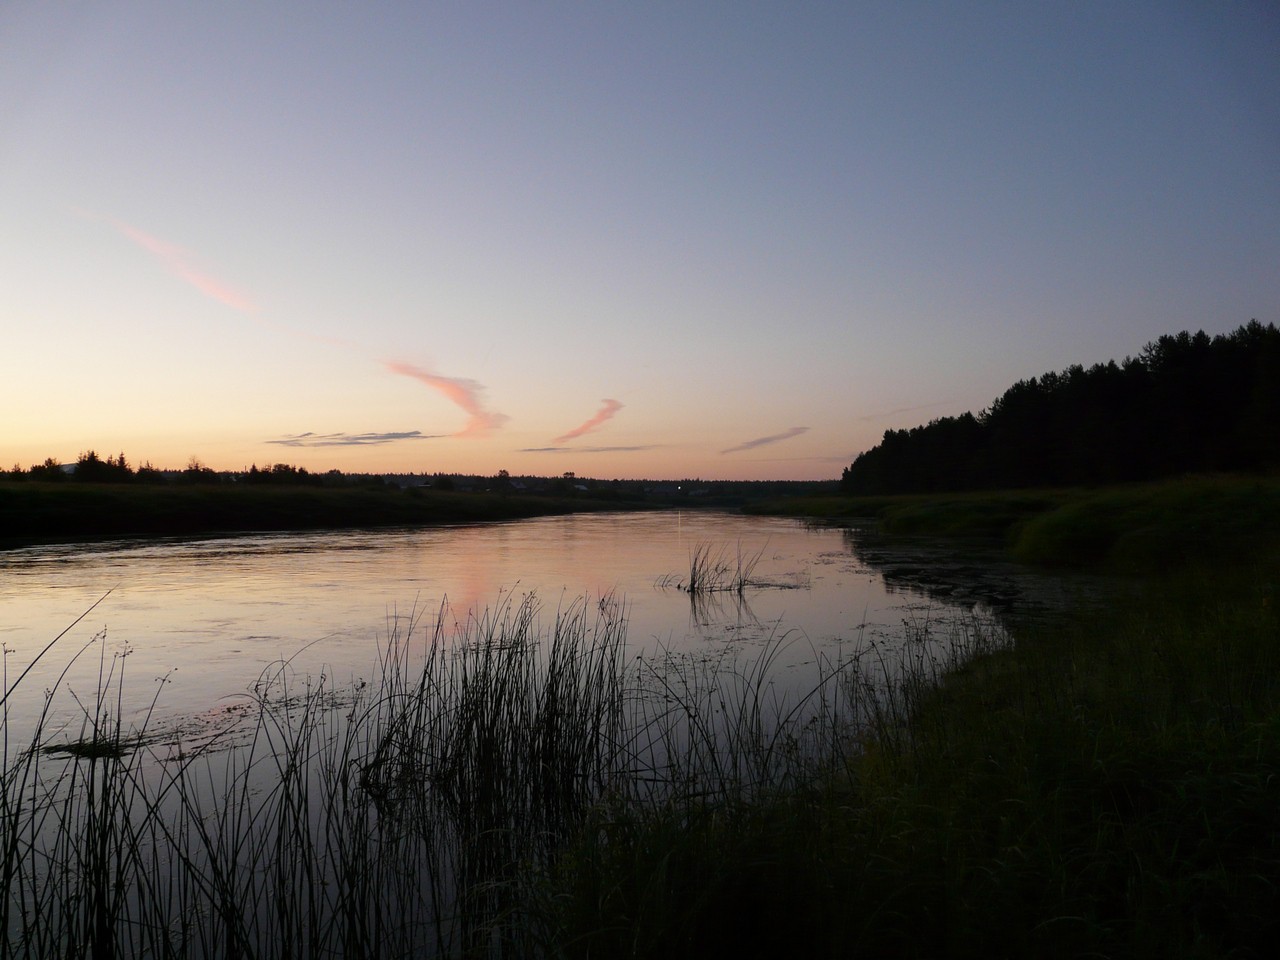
left=13, top=554, right=1270, bottom=958
left=1, top=589, right=876, bottom=958
left=1, top=595, right=598, bottom=956
left=657, top=541, right=766, bottom=596
left=547, top=562, right=1280, bottom=958
left=546, top=610, right=1013, bottom=958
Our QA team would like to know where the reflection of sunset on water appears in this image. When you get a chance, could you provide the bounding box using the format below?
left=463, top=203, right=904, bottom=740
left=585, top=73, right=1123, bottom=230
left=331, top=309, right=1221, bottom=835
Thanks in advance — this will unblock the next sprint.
left=0, top=511, right=1098, bottom=744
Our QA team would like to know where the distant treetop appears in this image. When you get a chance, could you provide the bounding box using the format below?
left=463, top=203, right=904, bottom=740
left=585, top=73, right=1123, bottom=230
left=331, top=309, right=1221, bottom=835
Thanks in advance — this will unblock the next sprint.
left=842, top=321, right=1280, bottom=494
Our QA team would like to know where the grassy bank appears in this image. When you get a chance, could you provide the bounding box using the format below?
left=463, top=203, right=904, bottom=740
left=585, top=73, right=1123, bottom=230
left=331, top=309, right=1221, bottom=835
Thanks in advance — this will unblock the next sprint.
left=6, top=481, right=1279, bottom=956
left=546, top=561, right=1279, bottom=958
left=749, top=474, right=1280, bottom=571
left=548, top=477, right=1280, bottom=956
left=7, top=569, right=1275, bottom=957
left=0, top=481, right=638, bottom=548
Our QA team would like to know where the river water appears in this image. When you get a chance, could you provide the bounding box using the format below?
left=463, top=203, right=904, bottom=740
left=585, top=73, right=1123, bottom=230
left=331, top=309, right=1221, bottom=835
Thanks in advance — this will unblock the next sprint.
left=0, top=510, right=1094, bottom=742
left=3, top=508, right=1120, bottom=957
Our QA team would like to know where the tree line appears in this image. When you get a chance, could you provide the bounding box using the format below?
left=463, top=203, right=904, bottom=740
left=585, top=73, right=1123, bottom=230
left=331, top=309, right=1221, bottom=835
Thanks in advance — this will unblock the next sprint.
left=842, top=320, right=1280, bottom=494
left=6, top=454, right=329, bottom=486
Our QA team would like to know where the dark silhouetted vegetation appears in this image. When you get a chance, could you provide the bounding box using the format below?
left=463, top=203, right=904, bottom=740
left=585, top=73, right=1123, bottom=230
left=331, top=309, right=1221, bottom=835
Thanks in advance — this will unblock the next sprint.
left=0, top=483, right=634, bottom=549
left=843, top=321, right=1280, bottom=494
left=241, top=462, right=325, bottom=486
left=72, top=450, right=134, bottom=483
left=752, top=475, right=1280, bottom=572
left=2, top=455, right=836, bottom=548
left=24, top=457, right=66, bottom=482
left=6, top=495, right=1278, bottom=956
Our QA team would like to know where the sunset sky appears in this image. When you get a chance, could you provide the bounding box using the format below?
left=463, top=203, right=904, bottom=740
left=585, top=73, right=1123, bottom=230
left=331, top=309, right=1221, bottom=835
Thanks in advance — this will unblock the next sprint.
left=3, top=2, right=1277, bottom=480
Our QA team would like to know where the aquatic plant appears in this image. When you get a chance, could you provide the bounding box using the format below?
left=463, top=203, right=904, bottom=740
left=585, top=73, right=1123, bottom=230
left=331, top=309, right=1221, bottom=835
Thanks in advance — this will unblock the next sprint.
left=657, top=541, right=766, bottom=596
left=546, top=564, right=1280, bottom=959
left=12, top=555, right=1271, bottom=958
left=0, top=590, right=864, bottom=958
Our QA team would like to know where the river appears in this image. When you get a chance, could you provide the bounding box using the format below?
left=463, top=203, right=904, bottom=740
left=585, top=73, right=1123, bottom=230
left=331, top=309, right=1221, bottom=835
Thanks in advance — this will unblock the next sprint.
left=2, top=508, right=1118, bottom=957
left=1, top=509, right=1101, bottom=743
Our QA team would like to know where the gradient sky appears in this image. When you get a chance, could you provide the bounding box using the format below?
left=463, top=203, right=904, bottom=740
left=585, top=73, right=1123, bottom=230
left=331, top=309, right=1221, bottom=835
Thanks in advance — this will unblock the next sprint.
left=3, top=2, right=1277, bottom=480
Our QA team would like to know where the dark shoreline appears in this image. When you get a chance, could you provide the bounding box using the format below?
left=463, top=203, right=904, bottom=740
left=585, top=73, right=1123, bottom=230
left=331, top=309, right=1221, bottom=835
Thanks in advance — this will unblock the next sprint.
left=0, top=482, right=655, bottom=551
left=748, top=473, right=1280, bottom=571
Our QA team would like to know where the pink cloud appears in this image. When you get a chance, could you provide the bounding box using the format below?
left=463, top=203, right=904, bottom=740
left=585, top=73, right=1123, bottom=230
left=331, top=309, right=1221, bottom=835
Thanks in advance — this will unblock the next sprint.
left=112, top=220, right=258, bottom=313
left=383, top=361, right=509, bottom=437
left=554, top=398, right=623, bottom=443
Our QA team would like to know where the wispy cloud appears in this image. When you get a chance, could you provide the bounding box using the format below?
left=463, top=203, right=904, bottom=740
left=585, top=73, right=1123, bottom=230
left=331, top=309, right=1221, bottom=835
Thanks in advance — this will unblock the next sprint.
left=553, top=399, right=623, bottom=443
left=383, top=361, right=509, bottom=438
left=854, top=400, right=955, bottom=422
left=520, top=444, right=658, bottom=454
left=267, top=430, right=438, bottom=448
left=108, top=218, right=258, bottom=313
left=721, top=426, right=809, bottom=455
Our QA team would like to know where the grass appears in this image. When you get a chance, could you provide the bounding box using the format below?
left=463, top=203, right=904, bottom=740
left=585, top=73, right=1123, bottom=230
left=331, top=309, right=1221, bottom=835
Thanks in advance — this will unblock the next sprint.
left=2, top=593, right=617, bottom=957
left=655, top=541, right=766, bottom=596
left=1009, top=476, right=1280, bottom=569
left=5, top=492, right=1280, bottom=956
left=546, top=561, right=1280, bottom=959
left=745, top=489, right=1060, bottom=536
left=1, top=590, right=858, bottom=958
left=751, top=474, right=1280, bottom=571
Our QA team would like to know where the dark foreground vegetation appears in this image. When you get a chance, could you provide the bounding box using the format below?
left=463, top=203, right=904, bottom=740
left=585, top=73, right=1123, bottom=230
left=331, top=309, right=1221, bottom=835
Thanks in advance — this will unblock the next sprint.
left=4, top=474, right=1277, bottom=957
left=741, top=474, right=1279, bottom=956
left=843, top=321, right=1280, bottom=494
left=753, top=474, right=1280, bottom=571
left=562, top=567, right=1278, bottom=958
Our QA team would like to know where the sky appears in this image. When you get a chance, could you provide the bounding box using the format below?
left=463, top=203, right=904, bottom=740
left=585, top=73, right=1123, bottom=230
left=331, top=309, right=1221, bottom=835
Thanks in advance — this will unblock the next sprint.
left=2, top=1, right=1277, bottom=481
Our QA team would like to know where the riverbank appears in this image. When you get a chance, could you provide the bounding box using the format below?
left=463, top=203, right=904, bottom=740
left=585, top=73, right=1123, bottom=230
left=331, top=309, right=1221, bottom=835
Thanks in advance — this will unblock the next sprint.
left=527, top=476, right=1280, bottom=955
left=551, top=482, right=1280, bottom=957
left=0, top=481, right=647, bottom=549
left=5, top=478, right=1277, bottom=956
left=748, top=473, right=1280, bottom=570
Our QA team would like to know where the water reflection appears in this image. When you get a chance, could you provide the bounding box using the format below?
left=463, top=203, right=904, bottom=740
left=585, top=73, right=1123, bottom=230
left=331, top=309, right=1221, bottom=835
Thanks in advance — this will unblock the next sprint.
left=833, top=524, right=1122, bottom=625
left=0, top=511, right=1102, bottom=739
left=2, top=511, right=1111, bottom=956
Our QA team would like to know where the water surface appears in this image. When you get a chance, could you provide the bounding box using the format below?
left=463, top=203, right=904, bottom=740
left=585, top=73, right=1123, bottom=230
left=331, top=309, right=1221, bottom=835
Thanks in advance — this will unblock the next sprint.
left=1, top=510, right=1051, bottom=737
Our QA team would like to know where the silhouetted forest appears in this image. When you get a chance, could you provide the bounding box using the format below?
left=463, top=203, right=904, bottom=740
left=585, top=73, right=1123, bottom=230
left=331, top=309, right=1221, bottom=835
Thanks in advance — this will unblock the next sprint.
left=842, top=321, right=1280, bottom=494
left=5, top=453, right=835, bottom=505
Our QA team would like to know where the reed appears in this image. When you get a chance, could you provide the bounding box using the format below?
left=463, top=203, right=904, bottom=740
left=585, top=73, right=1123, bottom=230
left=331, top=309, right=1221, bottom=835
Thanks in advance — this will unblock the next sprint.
left=1, top=589, right=866, bottom=957
left=542, top=611, right=1009, bottom=958
left=545, top=562, right=1280, bottom=958
left=13, top=555, right=1268, bottom=958
left=657, top=541, right=766, bottom=596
